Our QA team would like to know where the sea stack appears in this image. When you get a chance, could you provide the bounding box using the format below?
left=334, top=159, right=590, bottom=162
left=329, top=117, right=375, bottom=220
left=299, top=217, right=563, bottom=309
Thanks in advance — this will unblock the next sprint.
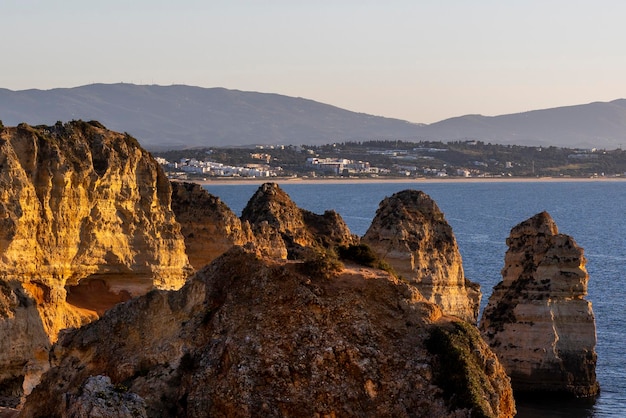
left=362, top=190, right=481, bottom=323
left=480, top=211, right=599, bottom=397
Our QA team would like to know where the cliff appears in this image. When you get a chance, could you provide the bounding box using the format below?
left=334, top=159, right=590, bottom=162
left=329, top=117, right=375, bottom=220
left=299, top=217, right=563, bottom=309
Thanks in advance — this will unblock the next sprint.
left=362, top=190, right=481, bottom=323
left=0, top=121, right=191, bottom=406
left=21, top=246, right=514, bottom=418
left=480, top=212, right=599, bottom=397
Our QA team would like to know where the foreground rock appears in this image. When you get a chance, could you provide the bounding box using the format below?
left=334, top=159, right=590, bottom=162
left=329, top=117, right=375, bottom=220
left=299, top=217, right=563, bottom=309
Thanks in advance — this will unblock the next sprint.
left=480, top=212, right=599, bottom=398
left=64, top=375, right=147, bottom=418
left=362, top=190, right=481, bottom=323
left=22, top=247, right=514, bottom=417
left=0, top=121, right=191, bottom=405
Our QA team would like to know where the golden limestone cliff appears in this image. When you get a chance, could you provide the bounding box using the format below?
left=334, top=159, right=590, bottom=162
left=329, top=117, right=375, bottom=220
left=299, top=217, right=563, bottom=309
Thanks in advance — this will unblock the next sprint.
left=0, top=121, right=191, bottom=406
left=480, top=212, right=599, bottom=398
left=21, top=246, right=515, bottom=418
left=362, top=190, right=481, bottom=324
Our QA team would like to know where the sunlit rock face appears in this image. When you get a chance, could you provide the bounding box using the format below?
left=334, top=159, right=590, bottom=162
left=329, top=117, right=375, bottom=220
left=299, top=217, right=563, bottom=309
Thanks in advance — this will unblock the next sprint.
left=0, top=121, right=190, bottom=405
left=21, top=246, right=515, bottom=418
left=362, top=190, right=481, bottom=323
left=480, top=211, right=599, bottom=398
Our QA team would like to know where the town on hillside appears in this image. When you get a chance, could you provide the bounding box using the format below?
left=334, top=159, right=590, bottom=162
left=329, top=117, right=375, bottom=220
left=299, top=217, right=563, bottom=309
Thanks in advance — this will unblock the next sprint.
left=153, top=140, right=626, bottom=180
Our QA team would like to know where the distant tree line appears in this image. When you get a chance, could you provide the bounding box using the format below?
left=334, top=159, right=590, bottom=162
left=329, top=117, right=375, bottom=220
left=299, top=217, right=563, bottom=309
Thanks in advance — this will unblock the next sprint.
left=154, top=140, right=626, bottom=178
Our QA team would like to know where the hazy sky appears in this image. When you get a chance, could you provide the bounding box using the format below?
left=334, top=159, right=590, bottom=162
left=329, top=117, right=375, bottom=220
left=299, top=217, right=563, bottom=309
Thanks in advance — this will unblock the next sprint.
left=3, top=0, right=626, bottom=123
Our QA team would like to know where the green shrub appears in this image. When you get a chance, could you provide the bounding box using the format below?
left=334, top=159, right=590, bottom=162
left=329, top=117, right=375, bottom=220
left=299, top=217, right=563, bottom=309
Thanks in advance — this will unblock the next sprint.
left=425, top=322, right=493, bottom=418
left=337, top=244, right=397, bottom=277
left=299, top=247, right=343, bottom=279
left=337, top=244, right=377, bottom=265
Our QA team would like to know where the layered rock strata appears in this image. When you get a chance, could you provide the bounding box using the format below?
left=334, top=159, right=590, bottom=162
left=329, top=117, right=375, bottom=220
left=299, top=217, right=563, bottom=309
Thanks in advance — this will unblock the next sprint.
left=362, top=190, right=481, bottom=323
left=22, top=246, right=514, bottom=417
left=480, top=211, right=599, bottom=397
left=241, top=182, right=358, bottom=259
left=0, top=121, right=190, bottom=405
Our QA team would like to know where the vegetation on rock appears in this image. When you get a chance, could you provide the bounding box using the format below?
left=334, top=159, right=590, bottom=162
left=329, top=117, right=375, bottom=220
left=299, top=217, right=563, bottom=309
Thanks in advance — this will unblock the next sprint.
left=427, top=321, right=513, bottom=417
left=337, top=243, right=397, bottom=276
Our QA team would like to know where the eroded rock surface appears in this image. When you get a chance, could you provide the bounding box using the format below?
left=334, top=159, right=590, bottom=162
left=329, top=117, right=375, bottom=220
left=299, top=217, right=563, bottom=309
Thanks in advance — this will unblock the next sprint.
left=362, top=190, right=481, bottom=323
left=65, top=375, right=147, bottom=418
left=480, top=211, right=599, bottom=398
left=21, top=247, right=514, bottom=418
left=0, top=121, right=190, bottom=405
left=170, top=181, right=254, bottom=269
left=241, top=182, right=358, bottom=259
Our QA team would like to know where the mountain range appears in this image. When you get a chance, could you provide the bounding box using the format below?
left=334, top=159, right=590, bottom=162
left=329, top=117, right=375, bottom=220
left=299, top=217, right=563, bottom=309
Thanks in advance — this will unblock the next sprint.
left=1, top=83, right=625, bottom=150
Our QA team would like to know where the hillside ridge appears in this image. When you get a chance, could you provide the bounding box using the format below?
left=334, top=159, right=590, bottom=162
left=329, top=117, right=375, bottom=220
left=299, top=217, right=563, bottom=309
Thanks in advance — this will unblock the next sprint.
left=1, top=83, right=624, bottom=149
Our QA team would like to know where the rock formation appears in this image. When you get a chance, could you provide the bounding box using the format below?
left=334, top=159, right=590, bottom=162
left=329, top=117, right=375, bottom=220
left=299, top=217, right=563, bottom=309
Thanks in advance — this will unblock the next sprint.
left=0, top=134, right=541, bottom=416
left=362, top=190, right=481, bottom=323
left=241, top=182, right=358, bottom=259
left=0, top=121, right=191, bottom=406
left=480, top=211, right=599, bottom=398
left=171, top=181, right=358, bottom=267
left=21, top=246, right=514, bottom=417
left=64, top=375, right=147, bottom=418
left=170, top=181, right=254, bottom=269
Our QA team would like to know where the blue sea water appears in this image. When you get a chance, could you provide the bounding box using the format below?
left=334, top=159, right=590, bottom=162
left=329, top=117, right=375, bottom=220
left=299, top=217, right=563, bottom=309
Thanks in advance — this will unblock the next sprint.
left=204, top=181, right=626, bottom=417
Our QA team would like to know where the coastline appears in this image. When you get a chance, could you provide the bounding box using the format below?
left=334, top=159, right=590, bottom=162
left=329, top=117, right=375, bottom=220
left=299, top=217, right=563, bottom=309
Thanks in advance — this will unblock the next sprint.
left=176, top=176, right=626, bottom=187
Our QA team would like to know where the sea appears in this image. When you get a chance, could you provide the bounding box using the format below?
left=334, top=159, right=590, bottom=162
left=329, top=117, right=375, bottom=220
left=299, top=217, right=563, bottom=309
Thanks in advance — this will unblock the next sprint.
left=204, top=180, right=626, bottom=417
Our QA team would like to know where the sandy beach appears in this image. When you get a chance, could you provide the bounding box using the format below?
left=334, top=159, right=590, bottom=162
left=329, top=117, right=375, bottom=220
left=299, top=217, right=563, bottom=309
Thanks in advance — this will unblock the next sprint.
left=178, top=176, right=626, bottom=187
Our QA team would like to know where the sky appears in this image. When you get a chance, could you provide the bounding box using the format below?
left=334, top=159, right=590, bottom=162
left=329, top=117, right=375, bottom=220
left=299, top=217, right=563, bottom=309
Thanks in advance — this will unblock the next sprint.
left=3, top=0, right=626, bottom=124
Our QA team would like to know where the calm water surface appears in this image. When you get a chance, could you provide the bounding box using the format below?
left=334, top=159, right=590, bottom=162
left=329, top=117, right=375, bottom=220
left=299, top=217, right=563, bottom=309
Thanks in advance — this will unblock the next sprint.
left=205, top=181, right=626, bottom=417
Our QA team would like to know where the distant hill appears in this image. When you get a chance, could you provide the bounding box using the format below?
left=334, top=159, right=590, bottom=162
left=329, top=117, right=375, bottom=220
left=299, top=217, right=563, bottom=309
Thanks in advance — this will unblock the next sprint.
left=422, top=100, right=626, bottom=149
left=0, top=84, right=422, bottom=150
left=0, top=83, right=624, bottom=150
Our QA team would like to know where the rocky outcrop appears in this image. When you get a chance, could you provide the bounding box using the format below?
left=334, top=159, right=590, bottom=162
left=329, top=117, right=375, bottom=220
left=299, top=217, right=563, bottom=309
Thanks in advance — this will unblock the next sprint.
left=170, top=181, right=254, bottom=269
left=171, top=182, right=357, bottom=265
left=362, top=190, right=481, bottom=323
left=64, top=375, right=147, bottom=418
left=0, top=121, right=191, bottom=405
left=480, top=212, right=599, bottom=398
left=241, top=182, right=358, bottom=259
left=21, top=246, right=515, bottom=417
